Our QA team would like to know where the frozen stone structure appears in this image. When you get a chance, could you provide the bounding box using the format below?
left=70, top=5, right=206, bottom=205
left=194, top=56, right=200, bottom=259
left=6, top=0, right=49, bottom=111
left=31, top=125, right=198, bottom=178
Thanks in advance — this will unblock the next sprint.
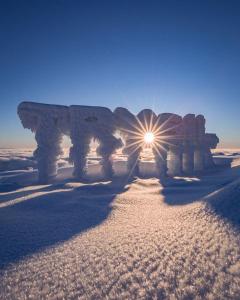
left=69, top=105, right=122, bottom=180
left=158, top=113, right=184, bottom=177
left=18, top=102, right=69, bottom=183
left=18, top=101, right=219, bottom=183
left=114, top=108, right=184, bottom=182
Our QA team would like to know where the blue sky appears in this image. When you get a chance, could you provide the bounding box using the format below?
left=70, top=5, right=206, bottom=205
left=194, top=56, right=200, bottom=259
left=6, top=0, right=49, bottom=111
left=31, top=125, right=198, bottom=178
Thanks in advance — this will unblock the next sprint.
left=0, top=0, right=240, bottom=148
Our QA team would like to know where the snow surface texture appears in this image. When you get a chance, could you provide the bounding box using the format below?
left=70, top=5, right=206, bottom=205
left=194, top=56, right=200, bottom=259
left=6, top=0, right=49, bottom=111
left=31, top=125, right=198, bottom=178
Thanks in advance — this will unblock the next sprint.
left=0, top=149, right=240, bottom=299
left=18, top=102, right=219, bottom=183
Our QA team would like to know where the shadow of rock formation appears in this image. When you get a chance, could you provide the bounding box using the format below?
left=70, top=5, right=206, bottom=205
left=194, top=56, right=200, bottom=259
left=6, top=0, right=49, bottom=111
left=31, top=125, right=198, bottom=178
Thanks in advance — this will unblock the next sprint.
left=0, top=177, right=131, bottom=269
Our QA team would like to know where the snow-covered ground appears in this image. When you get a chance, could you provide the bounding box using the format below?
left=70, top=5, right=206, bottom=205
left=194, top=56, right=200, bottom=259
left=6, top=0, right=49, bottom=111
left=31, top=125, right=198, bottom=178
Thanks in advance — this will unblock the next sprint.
left=0, top=148, right=240, bottom=299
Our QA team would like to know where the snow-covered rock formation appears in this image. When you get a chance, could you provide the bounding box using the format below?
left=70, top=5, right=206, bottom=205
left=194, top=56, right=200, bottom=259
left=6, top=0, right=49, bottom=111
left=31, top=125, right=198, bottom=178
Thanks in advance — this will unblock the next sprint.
left=158, top=113, right=183, bottom=176
left=69, top=105, right=122, bottom=180
left=18, top=102, right=69, bottom=183
left=182, top=114, right=196, bottom=174
left=114, top=107, right=141, bottom=177
left=204, top=133, right=219, bottom=168
left=18, top=101, right=219, bottom=183
left=194, top=115, right=206, bottom=171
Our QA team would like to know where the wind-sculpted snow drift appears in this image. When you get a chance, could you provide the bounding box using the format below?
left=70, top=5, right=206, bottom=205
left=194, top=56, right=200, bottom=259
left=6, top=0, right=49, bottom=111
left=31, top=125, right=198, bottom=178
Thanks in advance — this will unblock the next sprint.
left=18, top=102, right=219, bottom=183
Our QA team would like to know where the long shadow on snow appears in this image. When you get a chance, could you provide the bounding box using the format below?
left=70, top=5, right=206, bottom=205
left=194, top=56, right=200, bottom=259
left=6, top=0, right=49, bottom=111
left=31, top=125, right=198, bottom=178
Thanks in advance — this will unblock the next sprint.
left=161, top=178, right=215, bottom=205
left=205, top=182, right=240, bottom=230
left=161, top=164, right=240, bottom=229
left=162, top=162, right=240, bottom=206
left=0, top=171, right=115, bottom=204
left=0, top=176, right=131, bottom=269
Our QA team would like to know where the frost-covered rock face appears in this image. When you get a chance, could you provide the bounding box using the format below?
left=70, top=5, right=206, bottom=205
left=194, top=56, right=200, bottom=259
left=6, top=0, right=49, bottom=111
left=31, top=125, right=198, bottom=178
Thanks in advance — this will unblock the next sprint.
left=18, top=102, right=219, bottom=183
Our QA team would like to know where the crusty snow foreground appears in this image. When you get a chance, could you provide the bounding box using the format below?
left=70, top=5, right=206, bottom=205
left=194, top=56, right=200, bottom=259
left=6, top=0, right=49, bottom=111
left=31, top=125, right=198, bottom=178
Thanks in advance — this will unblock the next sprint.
left=0, top=155, right=240, bottom=299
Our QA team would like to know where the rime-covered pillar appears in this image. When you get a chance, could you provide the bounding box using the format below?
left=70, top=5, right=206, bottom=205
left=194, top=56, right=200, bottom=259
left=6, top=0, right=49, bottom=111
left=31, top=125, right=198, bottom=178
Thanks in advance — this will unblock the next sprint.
left=153, top=145, right=168, bottom=182
left=204, top=133, right=219, bottom=168
left=194, top=115, right=205, bottom=171
left=34, top=115, right=63, bottom=184
left=182, top=143, right=194, bottom=174
left=70, top=105, right=121, bottom=180
left=123, top=137, right=141, bottom=177
left=168, top=145, right=183, bottom=176
left=17, top=101, right=69, bottom=184
left=69, top=129, right=90, bottom=179
left=127, top=152, right=140, bottom=176
left=182, top=114, right=196, bottom=175
left=157, top=113, right=184, bottom=177
left=114, top=107, right=142, bottom=177
left=69, top=106, right=91, bottom=180
left=97, top=133, right=122, bottom=179
left=194, top=145, right=205, bottom=171
left=204, top=148, right=215, bottom=168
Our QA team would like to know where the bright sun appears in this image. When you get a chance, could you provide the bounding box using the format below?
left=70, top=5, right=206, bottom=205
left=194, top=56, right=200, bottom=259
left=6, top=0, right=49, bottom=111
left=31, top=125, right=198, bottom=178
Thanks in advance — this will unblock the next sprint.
left=144, top=132, right=155, bottom=144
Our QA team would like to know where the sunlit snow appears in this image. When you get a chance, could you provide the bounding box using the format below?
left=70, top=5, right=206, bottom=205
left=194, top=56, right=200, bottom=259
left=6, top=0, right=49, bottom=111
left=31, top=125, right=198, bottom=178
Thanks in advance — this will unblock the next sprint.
left=0, top=148, right=240, bottom=299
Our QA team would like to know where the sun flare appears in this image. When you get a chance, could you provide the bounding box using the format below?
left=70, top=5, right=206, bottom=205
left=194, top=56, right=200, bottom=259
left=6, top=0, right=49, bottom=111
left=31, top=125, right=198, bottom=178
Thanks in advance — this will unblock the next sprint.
left=144, top=132, right=155, bottom=144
